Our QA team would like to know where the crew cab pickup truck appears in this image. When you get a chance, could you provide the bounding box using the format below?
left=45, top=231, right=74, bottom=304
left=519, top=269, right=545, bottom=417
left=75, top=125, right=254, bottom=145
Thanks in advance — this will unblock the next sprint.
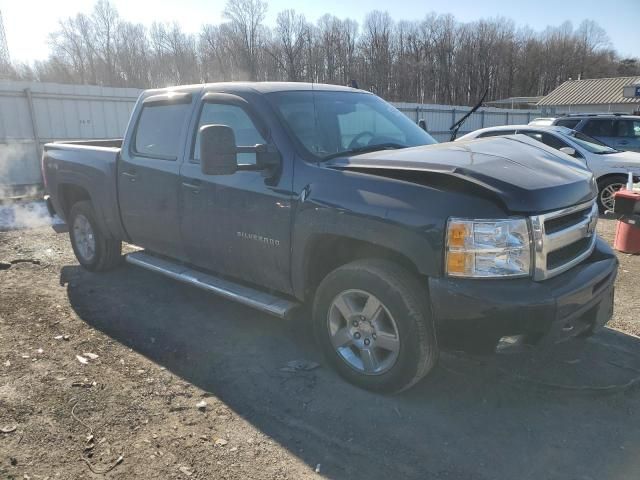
left=42, top=82, right=618, bottom=393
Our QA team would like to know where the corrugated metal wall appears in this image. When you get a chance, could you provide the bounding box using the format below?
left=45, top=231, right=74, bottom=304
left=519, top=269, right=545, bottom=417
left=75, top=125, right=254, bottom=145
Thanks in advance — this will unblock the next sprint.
left=393, top=102, right=541, bottom=142
left=0, top=81, right=542, bottom=195
left=0, top=81, right=140, bottom=195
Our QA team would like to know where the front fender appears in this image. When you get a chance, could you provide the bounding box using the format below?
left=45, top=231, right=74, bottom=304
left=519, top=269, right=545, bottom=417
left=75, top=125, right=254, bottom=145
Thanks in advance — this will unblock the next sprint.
left=290, top=200, right=443, bottom=300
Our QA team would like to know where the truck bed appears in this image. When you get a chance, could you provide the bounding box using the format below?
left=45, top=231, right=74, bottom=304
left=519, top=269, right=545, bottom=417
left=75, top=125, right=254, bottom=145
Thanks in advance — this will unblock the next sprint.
left=42, top=140, right=124, bottom=240
left=51, top=139, right=123, bottom=149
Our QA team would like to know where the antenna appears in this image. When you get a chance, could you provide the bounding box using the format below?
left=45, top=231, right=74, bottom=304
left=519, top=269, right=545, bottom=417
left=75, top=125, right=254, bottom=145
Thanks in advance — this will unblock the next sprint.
left=0, top=9, right=10, bottom=72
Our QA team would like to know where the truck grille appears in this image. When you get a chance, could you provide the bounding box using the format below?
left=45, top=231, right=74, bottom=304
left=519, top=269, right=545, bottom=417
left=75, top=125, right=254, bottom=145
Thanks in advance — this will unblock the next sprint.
left=530, top=200, right=598, bottom=281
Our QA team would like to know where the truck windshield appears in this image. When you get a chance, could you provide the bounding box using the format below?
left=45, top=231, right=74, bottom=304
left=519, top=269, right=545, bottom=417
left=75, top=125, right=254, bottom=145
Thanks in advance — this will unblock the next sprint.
left=267, top=90, right=436, bottom=160
left=567, top=131, right=618, bottom=154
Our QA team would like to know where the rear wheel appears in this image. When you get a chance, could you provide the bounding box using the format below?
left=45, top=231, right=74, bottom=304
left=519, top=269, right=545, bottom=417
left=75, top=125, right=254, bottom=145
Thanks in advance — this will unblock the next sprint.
left=69, top=201, right=122, bottom=272
left=597, top=176, right=626, bottom=213
left=313, top=259, right=439, bottom=393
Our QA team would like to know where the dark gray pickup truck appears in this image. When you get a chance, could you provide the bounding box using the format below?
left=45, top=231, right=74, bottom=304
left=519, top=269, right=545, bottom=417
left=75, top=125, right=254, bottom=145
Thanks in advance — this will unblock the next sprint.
left=42, top=82, right=618, bottom=392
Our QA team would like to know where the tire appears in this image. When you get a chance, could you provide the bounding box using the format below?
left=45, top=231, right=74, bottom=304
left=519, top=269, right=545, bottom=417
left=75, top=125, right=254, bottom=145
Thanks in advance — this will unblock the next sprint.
left=597, top=176, right=626, bottom=213
left=68, top=200, right=122, bottom=272
left=312, top=259, right=439, bottom=393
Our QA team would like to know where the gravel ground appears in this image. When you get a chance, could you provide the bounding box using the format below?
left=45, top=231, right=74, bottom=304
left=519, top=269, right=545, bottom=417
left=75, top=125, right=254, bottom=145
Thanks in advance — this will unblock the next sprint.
left=595, top=214, right=639, bottom=336
left=1, top=212, right=639, bottom=479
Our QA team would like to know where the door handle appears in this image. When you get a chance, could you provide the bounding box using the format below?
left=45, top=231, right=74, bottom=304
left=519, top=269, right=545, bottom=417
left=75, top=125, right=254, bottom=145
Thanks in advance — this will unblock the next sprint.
left=121, top=171, right=137, bottom=182
left=182, top=179, right=202, bottom=193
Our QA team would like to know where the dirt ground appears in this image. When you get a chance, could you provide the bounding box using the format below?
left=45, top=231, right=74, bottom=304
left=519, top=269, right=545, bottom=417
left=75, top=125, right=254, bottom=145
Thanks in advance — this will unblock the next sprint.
left=1, top=214, right=640, bottom=480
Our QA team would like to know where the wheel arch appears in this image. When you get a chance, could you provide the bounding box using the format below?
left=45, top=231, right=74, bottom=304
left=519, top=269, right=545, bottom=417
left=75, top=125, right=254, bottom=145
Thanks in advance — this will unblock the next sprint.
left=595, top=172, right=628, bottom=185
left=297, top=233, right=426, bottom=302
left=57, top=183, right=92, bottom=219
left=57, top=183, right=113, bottom=237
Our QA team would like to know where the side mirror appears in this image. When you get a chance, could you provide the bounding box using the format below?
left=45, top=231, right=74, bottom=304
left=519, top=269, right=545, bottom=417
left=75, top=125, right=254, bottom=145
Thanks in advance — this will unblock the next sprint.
left=559, top=146, right=576, bottom=157
left=418, top=119, right=428, bottom=131
left=200, top=124, right=237, bottom=175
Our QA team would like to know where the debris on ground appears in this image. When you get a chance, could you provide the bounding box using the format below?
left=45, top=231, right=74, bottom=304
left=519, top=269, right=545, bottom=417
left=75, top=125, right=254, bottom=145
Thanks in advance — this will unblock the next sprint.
left=76, top=355, right=89, bottom=365
left=83, top=352, right=99, bottom=360
left=71, top=380, right=96, bottom=388
left=280, top=359, right=321, bottom=373
left=178, top=466, right=194, bottom=476
left=215, top=438, right=228, bottom=447
left=196, top=400, right=208, bottom=411
left=81, top=454, right=124, bottom=475
left=1, top=425, right=17, bottom=433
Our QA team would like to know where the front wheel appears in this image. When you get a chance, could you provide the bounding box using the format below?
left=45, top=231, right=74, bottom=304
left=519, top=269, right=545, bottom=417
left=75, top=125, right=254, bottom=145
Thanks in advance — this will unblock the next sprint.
left=69, top=201, right=122, bottom=272
left=597, top=176, right=626, bottom=213
left=313, top=259, right=439, bottom=393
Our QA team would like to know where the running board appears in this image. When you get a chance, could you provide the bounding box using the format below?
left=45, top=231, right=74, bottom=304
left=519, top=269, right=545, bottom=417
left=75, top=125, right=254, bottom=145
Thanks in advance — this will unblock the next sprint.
left=125, top=251, right=299, bottom=319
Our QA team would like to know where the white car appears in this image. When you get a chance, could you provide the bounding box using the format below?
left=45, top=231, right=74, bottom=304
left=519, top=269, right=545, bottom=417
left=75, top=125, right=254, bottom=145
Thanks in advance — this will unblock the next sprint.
left=457, top=125, right=640, bottom=211
left=528, top=117, right=557, bottom=126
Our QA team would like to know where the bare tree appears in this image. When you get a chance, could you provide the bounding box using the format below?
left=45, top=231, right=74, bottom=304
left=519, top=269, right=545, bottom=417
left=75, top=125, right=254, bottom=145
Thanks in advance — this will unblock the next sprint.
left=223, top=0, right=268, bottom=80
left=91, top=0, right=119, bottom=84
left=32, top=0, right=640, bottom=104
left=268, top=9, right=308, bottom=81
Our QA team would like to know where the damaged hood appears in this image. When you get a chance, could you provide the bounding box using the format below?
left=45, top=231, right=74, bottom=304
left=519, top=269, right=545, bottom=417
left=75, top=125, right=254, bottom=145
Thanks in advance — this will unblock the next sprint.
left=326, top=135, right=596, bottom=213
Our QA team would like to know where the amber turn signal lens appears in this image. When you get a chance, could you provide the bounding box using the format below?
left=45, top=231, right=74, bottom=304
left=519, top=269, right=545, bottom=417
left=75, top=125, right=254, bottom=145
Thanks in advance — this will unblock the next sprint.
left=447, top=222, right=469, bottom=248
left=446, top=251, right=468, bottom=274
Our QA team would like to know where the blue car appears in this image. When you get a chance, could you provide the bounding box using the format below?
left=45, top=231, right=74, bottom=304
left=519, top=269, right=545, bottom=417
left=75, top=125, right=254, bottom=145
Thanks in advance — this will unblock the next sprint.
left=551, top=114, right=640, bottom=153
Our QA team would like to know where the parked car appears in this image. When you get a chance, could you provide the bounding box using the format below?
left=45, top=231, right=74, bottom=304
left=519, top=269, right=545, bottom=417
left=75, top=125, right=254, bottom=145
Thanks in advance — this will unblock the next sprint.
left=550, top=114, right=640, bottom=153
left=458, top=125, right=640, bottom=211
left=42, top=82, right=617, bottom=393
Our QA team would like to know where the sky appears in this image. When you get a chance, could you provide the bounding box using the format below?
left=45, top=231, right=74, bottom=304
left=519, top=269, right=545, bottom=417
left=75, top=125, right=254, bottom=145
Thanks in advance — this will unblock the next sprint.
left=1, top=0, right=639, bottom=64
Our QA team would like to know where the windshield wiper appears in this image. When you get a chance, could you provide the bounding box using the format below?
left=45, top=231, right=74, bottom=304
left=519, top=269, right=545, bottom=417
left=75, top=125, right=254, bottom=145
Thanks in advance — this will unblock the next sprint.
left=321, top=142, right=408, bottom=161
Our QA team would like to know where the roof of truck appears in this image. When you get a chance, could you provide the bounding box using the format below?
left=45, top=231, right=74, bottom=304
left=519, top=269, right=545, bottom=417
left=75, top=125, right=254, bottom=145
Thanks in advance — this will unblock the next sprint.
left=143, top=82, right=369, bottom=96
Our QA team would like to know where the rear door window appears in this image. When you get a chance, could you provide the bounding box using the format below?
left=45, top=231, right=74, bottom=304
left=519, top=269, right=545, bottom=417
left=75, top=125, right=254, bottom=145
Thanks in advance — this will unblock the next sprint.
left=133, top=103, right=191, bottom=159
left=582, top=119, right=615, bottom=138
left=555, top=119, right=580, bottom=129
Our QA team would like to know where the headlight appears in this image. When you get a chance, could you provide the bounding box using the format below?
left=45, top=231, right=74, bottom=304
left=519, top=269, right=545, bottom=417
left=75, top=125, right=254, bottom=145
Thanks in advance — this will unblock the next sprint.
left=445, top=218, right=532, bottom=278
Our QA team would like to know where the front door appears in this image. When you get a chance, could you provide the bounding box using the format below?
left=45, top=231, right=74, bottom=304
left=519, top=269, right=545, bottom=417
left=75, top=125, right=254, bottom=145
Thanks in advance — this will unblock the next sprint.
left=118, top=94, right=193, bottom=259
left=179, top=94, right=294, bottom=294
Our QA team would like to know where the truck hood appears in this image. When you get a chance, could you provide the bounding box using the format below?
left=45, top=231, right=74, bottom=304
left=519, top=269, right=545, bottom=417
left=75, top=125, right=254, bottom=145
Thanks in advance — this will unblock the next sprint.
left=326, top=135, right=596, bottom=213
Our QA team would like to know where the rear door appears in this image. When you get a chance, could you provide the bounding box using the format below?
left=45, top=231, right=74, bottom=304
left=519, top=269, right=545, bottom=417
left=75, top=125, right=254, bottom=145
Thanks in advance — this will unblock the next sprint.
left=118, top=92, right=194, bottom=259
left=179, top=93, right=294, bottom=294
left=613, top=119, right=640, bottom=152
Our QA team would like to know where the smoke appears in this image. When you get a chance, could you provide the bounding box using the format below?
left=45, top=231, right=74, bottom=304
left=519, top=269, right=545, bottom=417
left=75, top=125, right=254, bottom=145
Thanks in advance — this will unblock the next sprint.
left=0, top=198, right=62, bottom=231
left=0, top=143, right=61, bottom=231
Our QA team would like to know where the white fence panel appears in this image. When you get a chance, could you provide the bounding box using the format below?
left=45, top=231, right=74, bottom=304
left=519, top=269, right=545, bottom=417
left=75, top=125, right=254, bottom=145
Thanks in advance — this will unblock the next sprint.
left=0, top=81, right=141, bottom=195
left=392, top=102, right=541, bottom=142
